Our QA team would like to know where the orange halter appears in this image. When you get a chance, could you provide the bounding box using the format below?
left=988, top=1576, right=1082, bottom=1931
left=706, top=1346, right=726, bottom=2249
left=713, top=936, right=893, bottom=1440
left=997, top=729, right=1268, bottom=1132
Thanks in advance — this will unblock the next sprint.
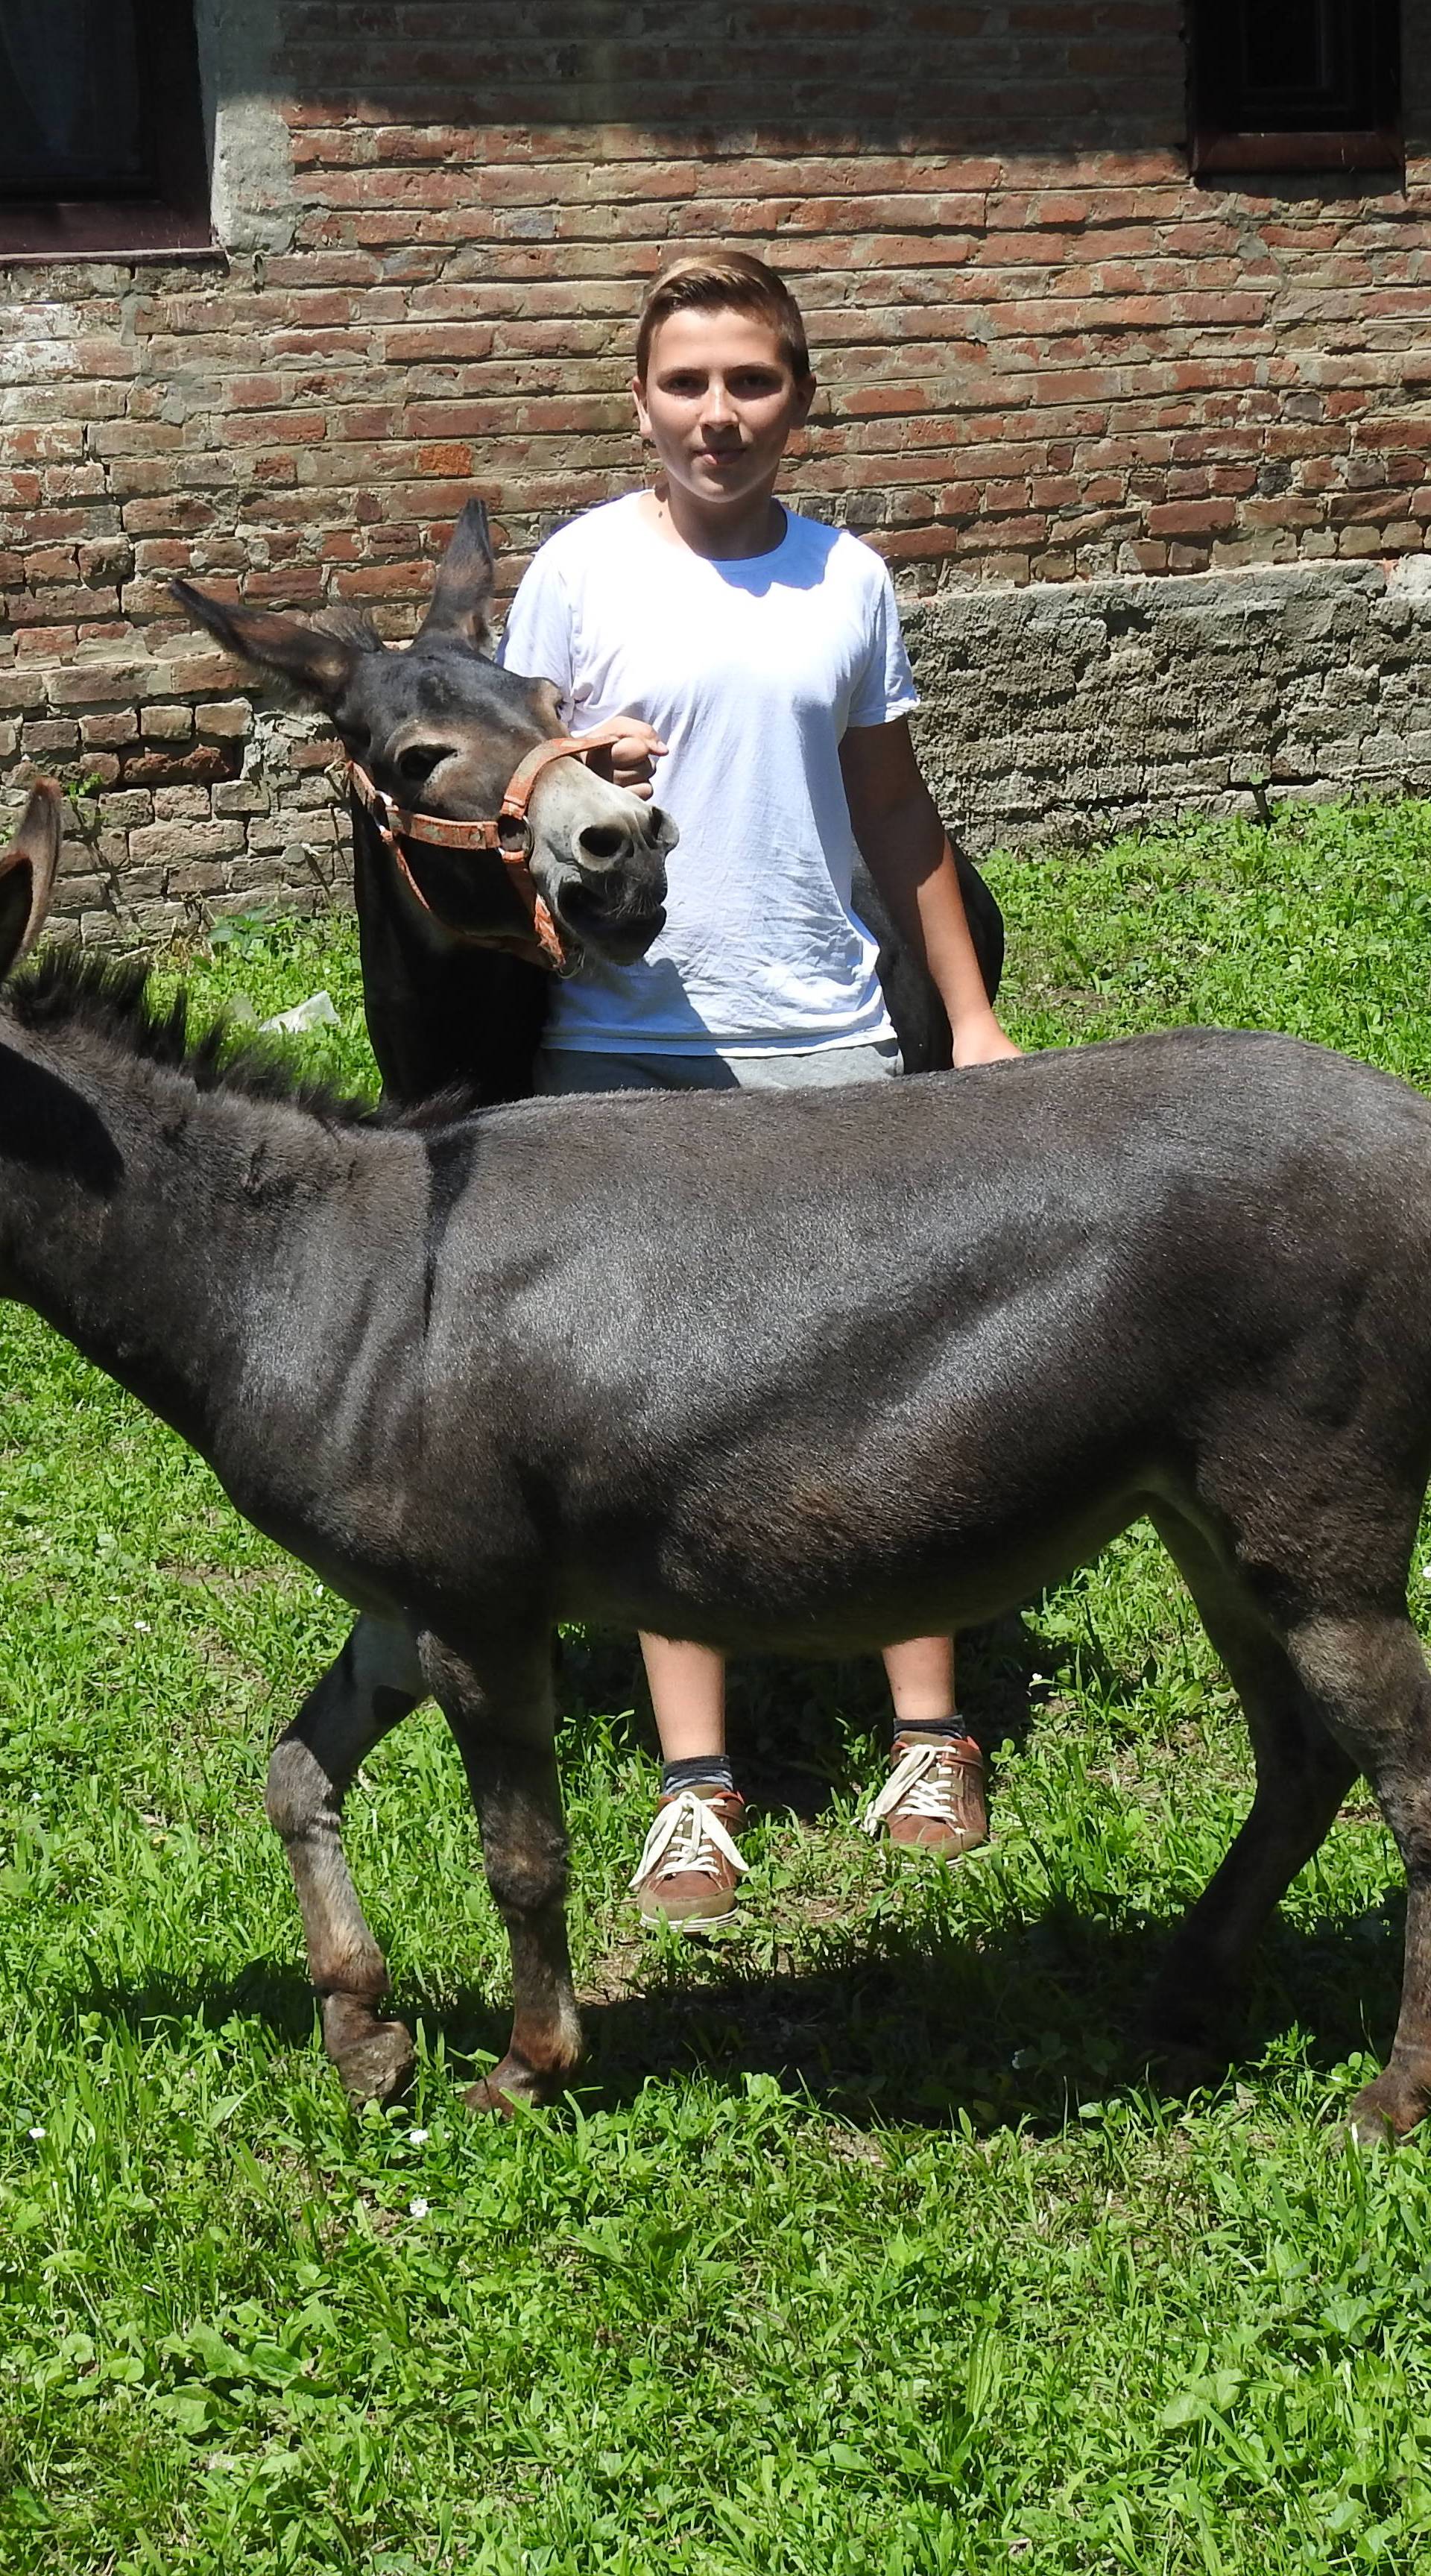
left=346, top=717, right=633, bottom=971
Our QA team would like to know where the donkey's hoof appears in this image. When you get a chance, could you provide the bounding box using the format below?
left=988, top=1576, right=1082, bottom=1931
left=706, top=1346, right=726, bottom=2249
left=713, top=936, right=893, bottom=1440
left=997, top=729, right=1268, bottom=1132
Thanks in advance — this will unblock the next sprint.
left=462, top=2076, right=518, bottom=2120
left=461, top=2055, right=550, bottom=2118
left=1345, top=2079, right=1419, bottom=2148
left=1139, top=2024, right=1228, bottom=2098
left=1140, top=1979, right=1236, bottom=2093
left=335, top=2021, right=415, bottom=2108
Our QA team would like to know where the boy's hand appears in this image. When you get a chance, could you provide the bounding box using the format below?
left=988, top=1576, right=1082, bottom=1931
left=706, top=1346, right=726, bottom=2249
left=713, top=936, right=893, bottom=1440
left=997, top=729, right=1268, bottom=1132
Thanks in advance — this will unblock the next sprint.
left=953, top=1012, right=1022, bottom=1069
left=585, top=719, right=667, bottom=799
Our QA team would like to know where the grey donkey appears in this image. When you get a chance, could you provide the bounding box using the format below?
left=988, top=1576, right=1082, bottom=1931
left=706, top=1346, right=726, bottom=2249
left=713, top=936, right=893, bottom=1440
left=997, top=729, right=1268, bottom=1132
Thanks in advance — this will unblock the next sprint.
left=0, top=782, right=1429, bottom=2144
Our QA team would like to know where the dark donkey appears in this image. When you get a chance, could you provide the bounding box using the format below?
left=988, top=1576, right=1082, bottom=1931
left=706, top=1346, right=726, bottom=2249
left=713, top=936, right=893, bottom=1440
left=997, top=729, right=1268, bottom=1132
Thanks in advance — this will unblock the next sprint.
left=4, top=786, right=1431, bottom=2144
left=174, top=504, right=677, bottom=1109
left=172, top=499, right=1003, bottom=1106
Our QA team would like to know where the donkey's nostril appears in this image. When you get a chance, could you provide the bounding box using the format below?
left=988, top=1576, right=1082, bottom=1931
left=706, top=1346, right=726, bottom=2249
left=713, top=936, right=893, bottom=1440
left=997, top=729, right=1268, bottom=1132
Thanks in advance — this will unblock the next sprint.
left=396, top=744, right=449, bottom=788
left=577, top=824, right=631, bottom=865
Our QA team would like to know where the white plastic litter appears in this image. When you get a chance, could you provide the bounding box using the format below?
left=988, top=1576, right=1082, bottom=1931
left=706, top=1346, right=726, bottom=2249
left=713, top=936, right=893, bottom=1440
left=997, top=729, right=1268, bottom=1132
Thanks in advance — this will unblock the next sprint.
left=259, top=991, right=341, bottom=1035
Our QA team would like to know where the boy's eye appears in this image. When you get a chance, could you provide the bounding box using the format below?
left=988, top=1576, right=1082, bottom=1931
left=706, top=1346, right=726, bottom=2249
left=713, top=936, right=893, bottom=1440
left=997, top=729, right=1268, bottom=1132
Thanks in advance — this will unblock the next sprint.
left=656, top=370, right=785, bottom=399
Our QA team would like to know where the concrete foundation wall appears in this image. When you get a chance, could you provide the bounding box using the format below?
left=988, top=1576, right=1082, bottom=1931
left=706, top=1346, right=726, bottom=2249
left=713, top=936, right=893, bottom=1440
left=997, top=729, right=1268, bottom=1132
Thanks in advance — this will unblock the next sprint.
left=907, top=556, right=1431, bottom=853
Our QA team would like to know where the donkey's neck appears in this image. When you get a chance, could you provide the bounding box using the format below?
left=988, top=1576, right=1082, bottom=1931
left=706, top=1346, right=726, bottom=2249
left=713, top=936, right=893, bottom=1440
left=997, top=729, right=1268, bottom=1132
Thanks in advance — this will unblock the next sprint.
left=353, top=801, right=547, bottom=1109
left=0, top=1030, right=412, bottom=1472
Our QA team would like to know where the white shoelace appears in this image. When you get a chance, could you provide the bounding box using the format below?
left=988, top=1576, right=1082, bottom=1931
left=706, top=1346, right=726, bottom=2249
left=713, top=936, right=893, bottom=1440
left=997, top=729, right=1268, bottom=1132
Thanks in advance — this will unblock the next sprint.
left=862, top=1740, right=973, bottom=1837
left=630, top=1790, right=748, bottom=1892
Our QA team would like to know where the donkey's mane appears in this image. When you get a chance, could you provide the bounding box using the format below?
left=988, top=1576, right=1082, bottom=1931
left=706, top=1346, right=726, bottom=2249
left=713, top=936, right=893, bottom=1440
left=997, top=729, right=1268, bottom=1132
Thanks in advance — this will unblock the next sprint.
left=6, top=946, right=472, bottom=1131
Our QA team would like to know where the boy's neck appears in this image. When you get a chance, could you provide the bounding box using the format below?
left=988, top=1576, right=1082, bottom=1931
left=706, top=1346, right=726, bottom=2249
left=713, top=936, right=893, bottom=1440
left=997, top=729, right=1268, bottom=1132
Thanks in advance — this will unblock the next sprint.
left=642, top=481, right=787, bottom=563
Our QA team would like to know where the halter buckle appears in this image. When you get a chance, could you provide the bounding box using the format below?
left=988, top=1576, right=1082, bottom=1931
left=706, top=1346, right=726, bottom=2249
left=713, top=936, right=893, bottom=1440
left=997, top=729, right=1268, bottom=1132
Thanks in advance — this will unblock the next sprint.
left=496, top=810, right=534, bottom=862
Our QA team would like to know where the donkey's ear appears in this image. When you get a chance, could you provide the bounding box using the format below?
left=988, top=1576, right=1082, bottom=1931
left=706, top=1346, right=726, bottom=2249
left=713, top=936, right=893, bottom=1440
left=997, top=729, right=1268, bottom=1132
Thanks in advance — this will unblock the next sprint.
left=414, top=499, right=496, bottom=649
left=170, top=580, right=357, bottom=706
left=0, top=781, right=62, bottom=980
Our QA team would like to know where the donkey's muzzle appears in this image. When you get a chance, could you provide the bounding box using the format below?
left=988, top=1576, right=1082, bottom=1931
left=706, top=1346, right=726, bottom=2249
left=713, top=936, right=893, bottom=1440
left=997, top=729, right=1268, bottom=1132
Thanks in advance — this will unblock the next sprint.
left=554, top=878, right=667, bottom=966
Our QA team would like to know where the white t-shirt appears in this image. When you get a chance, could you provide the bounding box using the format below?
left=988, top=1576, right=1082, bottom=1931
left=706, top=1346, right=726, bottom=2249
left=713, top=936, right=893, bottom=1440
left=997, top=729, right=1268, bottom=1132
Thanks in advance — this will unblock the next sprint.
left=496, top=493, right=917, bottom=1054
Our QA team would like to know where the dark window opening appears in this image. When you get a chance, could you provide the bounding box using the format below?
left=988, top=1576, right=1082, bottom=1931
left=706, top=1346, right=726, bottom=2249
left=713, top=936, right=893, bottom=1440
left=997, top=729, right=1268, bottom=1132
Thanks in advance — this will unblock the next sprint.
left=1190, top=0, right=1402, bottom=175
left=0, top=0, right=212, bottom=260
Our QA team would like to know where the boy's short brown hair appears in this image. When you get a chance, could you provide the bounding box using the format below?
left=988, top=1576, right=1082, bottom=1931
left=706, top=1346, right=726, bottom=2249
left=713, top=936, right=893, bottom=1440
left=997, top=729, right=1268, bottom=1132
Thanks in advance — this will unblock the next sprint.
left=635, top=250, right=812, bottom=382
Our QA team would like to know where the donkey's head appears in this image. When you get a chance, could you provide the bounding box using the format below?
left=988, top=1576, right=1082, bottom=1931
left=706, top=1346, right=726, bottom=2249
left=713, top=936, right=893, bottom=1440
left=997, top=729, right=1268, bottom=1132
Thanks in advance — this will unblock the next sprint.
left=172, top=502, right=673, bottom=970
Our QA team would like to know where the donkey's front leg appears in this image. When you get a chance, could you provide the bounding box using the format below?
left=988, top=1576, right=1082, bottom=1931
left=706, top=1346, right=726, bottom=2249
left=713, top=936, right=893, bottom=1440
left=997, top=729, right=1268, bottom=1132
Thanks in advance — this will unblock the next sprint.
left=266, top=1614, right=425, bottom=2105
left=419, top=1628, right=581, bottom=2115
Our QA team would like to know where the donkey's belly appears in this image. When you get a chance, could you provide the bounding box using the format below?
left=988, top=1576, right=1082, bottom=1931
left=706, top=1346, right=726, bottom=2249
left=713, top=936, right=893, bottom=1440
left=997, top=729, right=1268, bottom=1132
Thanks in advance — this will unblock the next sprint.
left=555, top=1388, right=1159, bottom=1652
left=564, top=1484, right=1149, bottom=1653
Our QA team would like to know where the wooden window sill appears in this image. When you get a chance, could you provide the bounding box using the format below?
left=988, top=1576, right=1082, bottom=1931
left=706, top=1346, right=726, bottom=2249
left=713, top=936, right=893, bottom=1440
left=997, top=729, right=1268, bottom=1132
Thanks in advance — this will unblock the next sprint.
left=0, top=201, right=219, bottom=263
left=1192, top=127, right=1403, bottom=176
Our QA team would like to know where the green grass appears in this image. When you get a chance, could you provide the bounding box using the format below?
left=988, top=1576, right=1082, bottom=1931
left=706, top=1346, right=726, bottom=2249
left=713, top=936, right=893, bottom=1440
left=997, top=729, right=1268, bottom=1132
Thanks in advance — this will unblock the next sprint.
left=4, top=803, right=1431, bottom=2573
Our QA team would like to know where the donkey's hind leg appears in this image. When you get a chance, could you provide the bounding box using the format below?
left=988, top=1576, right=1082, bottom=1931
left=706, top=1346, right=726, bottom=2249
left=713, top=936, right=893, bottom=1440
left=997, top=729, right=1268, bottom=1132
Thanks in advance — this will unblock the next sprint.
left=1144, top=1506, right=1356, bottom=2079
left=266, top=1613, right=425, bottom=2104
left=417, top=1628, right=581, bottom=2117
left=1284, top=1610, right=1431, bottom=2142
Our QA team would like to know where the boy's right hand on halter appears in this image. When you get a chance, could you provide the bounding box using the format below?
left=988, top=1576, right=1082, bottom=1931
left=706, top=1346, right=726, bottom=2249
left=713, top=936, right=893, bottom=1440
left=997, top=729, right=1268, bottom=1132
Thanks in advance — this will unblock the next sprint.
left=595, top=719, right=667, bottom=799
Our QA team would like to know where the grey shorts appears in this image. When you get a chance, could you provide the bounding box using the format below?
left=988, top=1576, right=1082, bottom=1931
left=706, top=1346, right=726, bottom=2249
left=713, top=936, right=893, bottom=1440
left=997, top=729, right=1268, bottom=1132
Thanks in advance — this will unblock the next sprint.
left=534, top=1037, right=903, bottom=1095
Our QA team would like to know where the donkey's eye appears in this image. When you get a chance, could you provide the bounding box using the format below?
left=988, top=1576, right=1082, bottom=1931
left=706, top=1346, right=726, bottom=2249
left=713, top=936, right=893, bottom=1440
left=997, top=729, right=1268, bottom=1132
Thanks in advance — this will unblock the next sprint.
left=396, top=744, right=447, bottom=786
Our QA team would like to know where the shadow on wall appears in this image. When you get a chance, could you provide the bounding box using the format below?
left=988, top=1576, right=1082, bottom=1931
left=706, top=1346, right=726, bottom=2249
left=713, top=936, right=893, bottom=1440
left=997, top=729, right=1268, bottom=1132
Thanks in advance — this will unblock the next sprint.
left=362, top=0, right=1431, bottom=168
left=214, top=0, right=1195, bottom=158
left=200, top=0, right=1429, bottom=252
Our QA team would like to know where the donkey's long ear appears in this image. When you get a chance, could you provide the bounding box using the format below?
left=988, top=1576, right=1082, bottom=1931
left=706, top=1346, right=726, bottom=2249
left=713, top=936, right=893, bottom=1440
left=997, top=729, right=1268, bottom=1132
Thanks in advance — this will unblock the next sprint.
left=169, top=580, right=357, bottom=706
left=0, top=781, right=62, bottom=981
left=414, top=499, right=496, bottom=649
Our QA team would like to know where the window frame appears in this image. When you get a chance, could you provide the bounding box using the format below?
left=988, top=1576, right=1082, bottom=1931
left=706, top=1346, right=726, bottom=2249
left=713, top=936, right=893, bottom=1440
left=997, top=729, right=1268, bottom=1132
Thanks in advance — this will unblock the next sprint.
left=1188, top=0, right=1403, bottom=178
left=0, top=0, right=214, bottom=264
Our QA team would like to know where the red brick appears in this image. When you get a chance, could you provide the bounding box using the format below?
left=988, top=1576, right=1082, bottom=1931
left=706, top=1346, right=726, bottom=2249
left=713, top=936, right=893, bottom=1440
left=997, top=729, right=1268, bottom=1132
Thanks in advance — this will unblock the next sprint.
left=1146, top=498, right=1239, bottom=537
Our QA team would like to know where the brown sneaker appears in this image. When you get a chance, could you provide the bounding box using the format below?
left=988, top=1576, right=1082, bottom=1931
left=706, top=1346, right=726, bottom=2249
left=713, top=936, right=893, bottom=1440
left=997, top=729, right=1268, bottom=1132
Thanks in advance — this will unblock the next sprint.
left=862, top=1734, right=988, bottom=1860
left=631, top=1787, right=748, bottom=1929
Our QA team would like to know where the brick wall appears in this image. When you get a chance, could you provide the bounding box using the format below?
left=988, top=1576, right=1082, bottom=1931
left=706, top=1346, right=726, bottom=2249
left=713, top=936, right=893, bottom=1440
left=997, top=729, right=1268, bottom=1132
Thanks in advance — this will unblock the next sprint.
left=1, top=1, right=1430, bottom=932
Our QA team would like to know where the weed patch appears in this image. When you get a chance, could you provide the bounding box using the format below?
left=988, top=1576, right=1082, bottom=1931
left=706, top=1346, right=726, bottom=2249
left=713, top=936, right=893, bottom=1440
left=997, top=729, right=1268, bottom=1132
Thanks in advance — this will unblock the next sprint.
left=2, top=805, right=1431, bottom=2571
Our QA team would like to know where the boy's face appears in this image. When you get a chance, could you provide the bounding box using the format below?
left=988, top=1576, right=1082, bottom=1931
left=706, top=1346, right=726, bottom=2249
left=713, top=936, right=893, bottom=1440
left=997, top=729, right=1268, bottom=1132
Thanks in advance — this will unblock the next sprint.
left=634, top=306, right=815, bottom=509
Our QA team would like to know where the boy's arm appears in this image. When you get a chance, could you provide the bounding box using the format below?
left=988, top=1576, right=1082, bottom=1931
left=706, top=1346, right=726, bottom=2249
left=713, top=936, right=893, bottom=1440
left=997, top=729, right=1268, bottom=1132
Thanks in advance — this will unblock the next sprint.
left=840, top=717, right=1020, bottom=1068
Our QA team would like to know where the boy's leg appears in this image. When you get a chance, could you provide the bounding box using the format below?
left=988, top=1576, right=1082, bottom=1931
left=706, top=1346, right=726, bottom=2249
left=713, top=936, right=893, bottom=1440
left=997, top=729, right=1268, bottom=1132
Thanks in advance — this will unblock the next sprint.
left=535, top=1052, right=748, bottom=1927
left=867, top=1635, right=988, bottom=1860
left=884, top=1634, right=956, bottom=1723
left=631, top=1635, right=748, bottom=1928
left=640, top=1634, right=728, bottom=1761
left=718, top=1053, right=988, bottom=1866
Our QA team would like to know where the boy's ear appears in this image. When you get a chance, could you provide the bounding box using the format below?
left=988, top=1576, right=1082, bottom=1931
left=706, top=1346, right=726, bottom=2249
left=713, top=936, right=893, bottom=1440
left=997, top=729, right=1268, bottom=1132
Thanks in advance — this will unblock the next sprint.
left=0, top=781, right=63, bottom=982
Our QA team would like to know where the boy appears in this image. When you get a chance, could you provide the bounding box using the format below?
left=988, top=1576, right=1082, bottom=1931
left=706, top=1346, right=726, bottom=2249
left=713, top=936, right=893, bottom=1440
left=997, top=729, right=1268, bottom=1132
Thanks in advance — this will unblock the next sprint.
left=500, top=250, right=1018, bottom=1927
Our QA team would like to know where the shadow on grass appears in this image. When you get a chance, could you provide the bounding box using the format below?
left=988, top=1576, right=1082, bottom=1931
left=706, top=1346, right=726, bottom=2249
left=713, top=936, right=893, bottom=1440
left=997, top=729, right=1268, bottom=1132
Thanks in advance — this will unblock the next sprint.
left=568, top=1895, right=1406, bottom=2130
left=72, top=1885, right=1406, bottom=2137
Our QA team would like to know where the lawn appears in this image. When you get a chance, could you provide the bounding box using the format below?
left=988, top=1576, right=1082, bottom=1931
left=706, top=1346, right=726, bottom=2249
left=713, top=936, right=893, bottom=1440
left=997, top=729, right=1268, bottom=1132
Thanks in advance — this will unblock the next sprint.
left=4, top=800, right=1431, bottom=2575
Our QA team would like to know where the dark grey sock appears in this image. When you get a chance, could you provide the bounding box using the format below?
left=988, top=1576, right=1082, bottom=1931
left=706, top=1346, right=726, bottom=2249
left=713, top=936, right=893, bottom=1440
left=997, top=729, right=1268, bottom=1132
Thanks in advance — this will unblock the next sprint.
left=892, top=1714, right=973, bottom=1743
left=661, top=1752, right=736, bottom=1799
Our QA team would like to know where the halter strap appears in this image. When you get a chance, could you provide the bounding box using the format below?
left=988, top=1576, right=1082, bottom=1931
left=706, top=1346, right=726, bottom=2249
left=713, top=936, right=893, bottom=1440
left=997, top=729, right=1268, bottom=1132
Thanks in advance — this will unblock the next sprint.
left=346, top=716, right=634, bottom=971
